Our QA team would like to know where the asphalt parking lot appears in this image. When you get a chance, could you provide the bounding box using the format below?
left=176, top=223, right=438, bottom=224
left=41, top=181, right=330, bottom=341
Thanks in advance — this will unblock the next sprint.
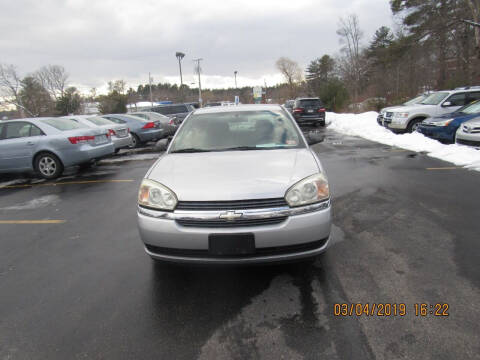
left=1, top=128, right=479, bottom=360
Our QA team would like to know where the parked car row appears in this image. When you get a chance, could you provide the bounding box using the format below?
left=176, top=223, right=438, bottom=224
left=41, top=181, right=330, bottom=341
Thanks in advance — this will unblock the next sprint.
left=0, top=111, right=176, bottom=179
left=378, top=86, right=480, bottom=148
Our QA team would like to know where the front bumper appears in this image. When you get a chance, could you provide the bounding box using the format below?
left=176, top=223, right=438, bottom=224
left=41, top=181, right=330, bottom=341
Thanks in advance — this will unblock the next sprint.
left=386, top=118, right=408, bottom=130
left=416, top=125, right=454, bottom=142
left=137, top=200, right=331, bottom=264
left=456, top=131, right=480, bottom=147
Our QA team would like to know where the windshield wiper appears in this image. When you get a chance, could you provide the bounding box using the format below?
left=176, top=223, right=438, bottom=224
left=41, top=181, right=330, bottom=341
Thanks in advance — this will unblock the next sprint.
left=217, top=146, right=263, bottom=151
left=170, top=148, right=212, bottom=153
left=216, top=146, right=290, bottom=151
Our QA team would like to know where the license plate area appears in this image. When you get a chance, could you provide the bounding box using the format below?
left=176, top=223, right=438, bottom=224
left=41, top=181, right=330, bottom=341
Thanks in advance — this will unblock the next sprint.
left=208, top=233, right=255, bottom=256
left=95, top=135, right=108, bottom=144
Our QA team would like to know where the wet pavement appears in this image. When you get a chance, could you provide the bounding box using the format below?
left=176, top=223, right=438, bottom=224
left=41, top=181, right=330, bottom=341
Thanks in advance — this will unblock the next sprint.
left=1, top=128, right=479, bottom=359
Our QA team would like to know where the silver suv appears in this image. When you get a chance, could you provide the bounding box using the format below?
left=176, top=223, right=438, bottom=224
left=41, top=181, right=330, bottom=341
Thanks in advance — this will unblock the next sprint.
left=386, top=87, right=480, bottom=133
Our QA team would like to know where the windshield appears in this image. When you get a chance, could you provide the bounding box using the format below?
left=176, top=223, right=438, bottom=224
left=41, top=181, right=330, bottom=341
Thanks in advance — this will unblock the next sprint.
left=297, top=99, right=323, bottom=107
left=420, top=92, right=449, bottom=105
left=42, top=118, right=87, bottom=131
left=170, top=110, right=304, bottom=153
left=459, top=100, right=480, bottom=114
left=404, top=95, right=426, bottom=106
left=85, top=116, right=115, bottom=126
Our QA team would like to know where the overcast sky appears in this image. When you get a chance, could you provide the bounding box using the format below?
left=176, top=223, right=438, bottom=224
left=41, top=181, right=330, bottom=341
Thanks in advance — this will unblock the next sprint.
left=0, top=0, right=394, bottom=93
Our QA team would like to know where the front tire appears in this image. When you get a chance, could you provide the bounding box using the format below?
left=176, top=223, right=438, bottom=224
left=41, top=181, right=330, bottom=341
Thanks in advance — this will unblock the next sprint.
left=407, top=118, right=424, bottom=133
left=34, top=152, right=64, bottom=179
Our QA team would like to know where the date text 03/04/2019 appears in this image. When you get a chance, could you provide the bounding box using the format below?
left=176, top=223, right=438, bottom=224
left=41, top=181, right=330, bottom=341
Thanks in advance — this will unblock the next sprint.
left=333, top=303, right=449, bottom=317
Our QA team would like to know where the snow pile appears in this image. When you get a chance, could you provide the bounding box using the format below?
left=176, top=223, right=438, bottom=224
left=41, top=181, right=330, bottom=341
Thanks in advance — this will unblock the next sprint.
left=326, top=111, right=480, bottom=171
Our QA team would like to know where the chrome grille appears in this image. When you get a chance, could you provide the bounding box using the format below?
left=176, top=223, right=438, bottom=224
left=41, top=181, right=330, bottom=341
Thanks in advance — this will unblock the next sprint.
left=176, top=198, right=288, bottom=211
left=176, top=217, right=287, bottom=228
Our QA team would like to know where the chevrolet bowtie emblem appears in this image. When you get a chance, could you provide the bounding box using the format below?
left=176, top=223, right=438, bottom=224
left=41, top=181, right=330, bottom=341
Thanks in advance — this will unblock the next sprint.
left=219, top=210, right=243, bottom=221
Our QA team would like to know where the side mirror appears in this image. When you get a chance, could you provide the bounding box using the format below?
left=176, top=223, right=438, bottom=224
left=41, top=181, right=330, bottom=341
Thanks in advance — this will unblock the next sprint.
left=155, top=138, right=169, bottom=151
left=442, top=101, right=452, bottom=107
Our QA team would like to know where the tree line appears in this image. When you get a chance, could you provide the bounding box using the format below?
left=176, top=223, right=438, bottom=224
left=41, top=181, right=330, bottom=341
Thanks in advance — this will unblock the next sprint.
left=275, top=0, right=480, bottom=111
left=2, top=0, right=479, bottom=118
left=0, top=64, right=82, bottom=118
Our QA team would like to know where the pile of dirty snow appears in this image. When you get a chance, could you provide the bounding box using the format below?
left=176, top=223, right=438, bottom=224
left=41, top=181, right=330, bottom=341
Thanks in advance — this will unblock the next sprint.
left=326, top=112, right=480, bottom=171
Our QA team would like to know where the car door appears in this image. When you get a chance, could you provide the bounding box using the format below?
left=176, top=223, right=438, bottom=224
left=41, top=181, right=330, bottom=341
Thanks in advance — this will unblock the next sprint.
left=439, top=93, right=467, bottom=115
left=0, top=122, right=43, bottom=171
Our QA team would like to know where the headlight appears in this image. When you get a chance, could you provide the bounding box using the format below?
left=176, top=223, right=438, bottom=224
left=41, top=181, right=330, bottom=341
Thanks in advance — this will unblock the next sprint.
left=394, top=112, right=409, bottom=119
left=432, top=119, right=453, bottom=126
left=285, top=173, right=329, bottom=207
left=138, top=179, right=177, bottom=210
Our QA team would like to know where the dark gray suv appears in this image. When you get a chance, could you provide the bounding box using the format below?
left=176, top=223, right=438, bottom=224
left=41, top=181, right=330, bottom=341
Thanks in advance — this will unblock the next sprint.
left=150, top=103, right=194, bottom=124
left=292, top=98, right=326, bottom=127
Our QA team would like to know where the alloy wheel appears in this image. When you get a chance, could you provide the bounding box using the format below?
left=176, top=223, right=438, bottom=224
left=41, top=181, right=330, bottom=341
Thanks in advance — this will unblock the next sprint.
left=38, top=156, right=57, bottom=177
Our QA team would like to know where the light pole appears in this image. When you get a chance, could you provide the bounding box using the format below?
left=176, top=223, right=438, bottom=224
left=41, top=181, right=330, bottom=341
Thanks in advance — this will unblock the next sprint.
left=148, top=72, right=153, bottom=107
left=234, top=70, right=238, bottom=89
left=193, top=58, right=203, bottom=107
left=175, top=52, right=185, bottom=87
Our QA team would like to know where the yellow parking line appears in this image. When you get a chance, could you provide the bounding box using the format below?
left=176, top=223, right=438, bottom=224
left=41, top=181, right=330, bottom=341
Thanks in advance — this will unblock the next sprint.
left=0, top=179, right=134, bottom=189
left=426, top=167, right=461, bottom=170
left=0, top=220, right=66, bottom=224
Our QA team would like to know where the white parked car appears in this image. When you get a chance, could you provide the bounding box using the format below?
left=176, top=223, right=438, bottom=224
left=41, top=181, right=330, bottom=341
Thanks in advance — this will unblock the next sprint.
left=377, top=94, right=429, bottom=126
left=385, top=87, right=480, bottom=133
left=455, top=117, right=480, bottom=148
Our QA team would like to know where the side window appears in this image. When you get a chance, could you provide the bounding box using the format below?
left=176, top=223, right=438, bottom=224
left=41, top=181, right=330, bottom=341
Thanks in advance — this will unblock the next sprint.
left=105, top=117, right=124, bottom=124
left=467, top=92, right=480, bottom=103
left=445, top=93, right=467, bottom=106
left=175, top=105, right=188, bottom=113
left=30, top=124, right=44, bottom=136
left=0, top=123, right=4, bottom=140
left=5, top=122, right=31, bottom=139
left=152, top=107, right=167, bottom=115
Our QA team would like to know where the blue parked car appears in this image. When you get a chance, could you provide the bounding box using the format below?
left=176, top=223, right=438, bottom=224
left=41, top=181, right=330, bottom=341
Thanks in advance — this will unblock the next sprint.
left=416, top=100, right=480, bottom=143
left=101, top=114, right=164, bottom=148
left=0, top=117, right=114, bottom=179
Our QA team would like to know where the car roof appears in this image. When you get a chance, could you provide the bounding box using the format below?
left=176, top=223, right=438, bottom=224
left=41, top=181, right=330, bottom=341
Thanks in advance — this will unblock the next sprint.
left=437, top=88, right=480, bottom=94
left=193, top=104, right=282, bottom=115
left=295, top=97, right=321, bottom=101
left=2, top=117, right=57, bottom=123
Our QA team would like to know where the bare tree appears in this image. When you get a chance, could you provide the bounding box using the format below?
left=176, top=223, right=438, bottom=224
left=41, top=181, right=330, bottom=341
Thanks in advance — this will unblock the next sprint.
left=336, top=14, right=366, bottom=102
left=467, top=0, right=480, bottom=57
left=35, top=65, right=68, bottom=100
left=0, top=63, right=29, bottom=117
left=275, top=57, right=303, bottom=98
left=108, top=80, right=126, bottom=94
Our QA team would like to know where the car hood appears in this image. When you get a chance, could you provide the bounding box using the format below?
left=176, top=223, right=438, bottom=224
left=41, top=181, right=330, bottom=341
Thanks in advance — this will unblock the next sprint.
left=462, top=117, right=480, bottom=127
left=427, top=112, right=477, bottom=123
left=380, top=105, right=402, bottom=114
left=388, top=104, right=437, bottom=114
left=147, top=148, right=320, bottom=201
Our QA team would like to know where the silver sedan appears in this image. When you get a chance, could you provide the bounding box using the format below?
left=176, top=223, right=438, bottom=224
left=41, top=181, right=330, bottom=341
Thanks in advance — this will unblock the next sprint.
left=63, top=115, right=133, bottom=152
left=137, top=104, right=331, bottom=264
left=0, top=117, right=114, bottom=179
